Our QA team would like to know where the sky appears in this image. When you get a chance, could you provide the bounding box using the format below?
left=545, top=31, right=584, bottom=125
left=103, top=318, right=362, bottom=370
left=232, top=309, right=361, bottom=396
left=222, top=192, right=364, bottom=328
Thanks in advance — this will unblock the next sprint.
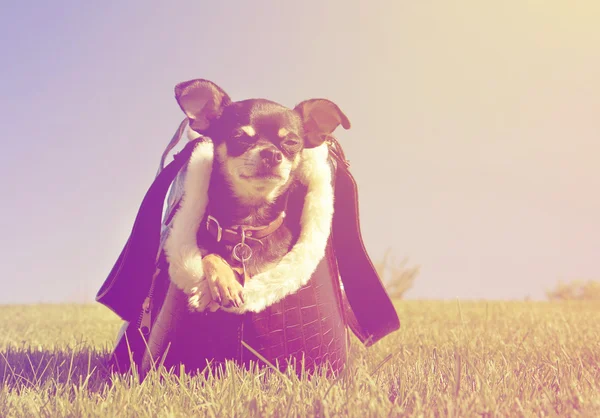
left=0, top=1, right=598, bottom=305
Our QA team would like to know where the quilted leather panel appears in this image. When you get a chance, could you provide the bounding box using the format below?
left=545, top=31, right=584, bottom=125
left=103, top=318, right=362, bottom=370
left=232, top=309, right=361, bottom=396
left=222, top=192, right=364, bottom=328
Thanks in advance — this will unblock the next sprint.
left=243, top=242, right=348, bottom=374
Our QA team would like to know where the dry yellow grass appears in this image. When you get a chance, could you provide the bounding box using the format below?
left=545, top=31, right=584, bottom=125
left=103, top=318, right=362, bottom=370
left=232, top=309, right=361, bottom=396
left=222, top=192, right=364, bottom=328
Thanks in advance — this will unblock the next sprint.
left=1, top=301, right=599, bottom=417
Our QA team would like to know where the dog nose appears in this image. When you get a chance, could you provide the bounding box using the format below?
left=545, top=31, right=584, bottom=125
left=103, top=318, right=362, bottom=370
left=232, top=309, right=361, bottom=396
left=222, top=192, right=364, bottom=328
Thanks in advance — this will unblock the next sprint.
left=260, top=148, right=283, bottom=166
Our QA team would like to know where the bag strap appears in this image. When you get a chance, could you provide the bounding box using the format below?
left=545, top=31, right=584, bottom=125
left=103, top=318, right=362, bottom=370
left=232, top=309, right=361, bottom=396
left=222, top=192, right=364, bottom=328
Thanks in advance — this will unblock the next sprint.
left=139, top=119, right=193, bottom=331
left=328, top=137, right=401, bottom=346
left=157, top=118, right=189, bottom=175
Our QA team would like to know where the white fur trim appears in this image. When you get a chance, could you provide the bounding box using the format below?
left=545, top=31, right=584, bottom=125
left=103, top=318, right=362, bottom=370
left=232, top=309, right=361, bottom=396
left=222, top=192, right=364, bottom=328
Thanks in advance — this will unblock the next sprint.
left=164, top=140, right=334, bottom=314
left=163, top=141, right=214, bottom=294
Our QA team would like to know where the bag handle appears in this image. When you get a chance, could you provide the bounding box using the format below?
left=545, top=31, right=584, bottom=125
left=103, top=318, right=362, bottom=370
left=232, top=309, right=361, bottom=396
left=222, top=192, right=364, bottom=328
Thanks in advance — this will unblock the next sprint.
left=157, top=118, right=190, bottom=176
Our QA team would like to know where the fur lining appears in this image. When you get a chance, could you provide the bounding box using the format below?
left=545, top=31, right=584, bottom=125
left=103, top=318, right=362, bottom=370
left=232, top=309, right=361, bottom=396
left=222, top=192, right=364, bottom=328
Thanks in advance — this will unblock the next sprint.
left=163, top=141, right=213, bottom=294
left=164, top=140, right=334, bottom=314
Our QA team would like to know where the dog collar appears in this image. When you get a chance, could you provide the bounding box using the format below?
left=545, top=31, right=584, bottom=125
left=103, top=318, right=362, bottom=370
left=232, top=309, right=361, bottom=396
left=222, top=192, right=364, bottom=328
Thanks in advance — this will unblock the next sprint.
left=204, top=211, right=286, bottom=246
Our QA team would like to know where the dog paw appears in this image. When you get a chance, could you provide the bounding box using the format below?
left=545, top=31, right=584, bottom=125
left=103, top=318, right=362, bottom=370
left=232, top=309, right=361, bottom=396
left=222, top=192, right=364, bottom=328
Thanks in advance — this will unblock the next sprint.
left=203, top=254, right=245, bottom=308
left=186, top=281, right=216, bottom=312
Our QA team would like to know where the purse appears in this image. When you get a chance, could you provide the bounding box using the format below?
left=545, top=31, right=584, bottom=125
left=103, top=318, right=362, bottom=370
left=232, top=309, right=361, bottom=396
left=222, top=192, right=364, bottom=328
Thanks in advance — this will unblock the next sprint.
left=96, top=119, right=400, bottom=374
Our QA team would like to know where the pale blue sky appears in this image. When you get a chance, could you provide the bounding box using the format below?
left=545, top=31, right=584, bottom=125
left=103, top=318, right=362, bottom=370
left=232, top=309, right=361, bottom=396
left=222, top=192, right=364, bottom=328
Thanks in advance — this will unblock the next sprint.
left=1, top=1, right=598, bottom=304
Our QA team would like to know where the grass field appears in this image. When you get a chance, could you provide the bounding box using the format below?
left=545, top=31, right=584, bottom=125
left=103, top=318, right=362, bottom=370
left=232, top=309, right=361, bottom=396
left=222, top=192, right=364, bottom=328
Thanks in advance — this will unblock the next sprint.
left=1, top=301, right=599, bottom=417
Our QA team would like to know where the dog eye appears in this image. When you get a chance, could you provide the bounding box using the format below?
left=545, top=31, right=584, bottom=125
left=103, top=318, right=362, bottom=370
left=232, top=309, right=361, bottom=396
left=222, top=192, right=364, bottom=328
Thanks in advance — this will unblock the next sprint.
left=282, top=136, right=301, bottom=151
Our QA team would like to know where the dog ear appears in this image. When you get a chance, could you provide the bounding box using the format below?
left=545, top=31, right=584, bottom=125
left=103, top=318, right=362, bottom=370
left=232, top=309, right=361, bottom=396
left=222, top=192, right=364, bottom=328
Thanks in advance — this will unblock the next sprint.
left=294, top=99, right=351, bottom=148
left=174, top=79, right=232, bottom=133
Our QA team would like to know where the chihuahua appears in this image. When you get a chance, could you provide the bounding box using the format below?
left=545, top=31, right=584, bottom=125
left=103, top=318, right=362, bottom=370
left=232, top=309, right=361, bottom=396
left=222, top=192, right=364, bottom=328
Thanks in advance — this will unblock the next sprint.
left=171, top=79, right=350, bottom=311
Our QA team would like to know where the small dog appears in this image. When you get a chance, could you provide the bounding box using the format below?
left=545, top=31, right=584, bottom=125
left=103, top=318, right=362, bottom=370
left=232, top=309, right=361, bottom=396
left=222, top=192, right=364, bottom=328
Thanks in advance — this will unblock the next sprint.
left=170, top=79, right=350, bottom=311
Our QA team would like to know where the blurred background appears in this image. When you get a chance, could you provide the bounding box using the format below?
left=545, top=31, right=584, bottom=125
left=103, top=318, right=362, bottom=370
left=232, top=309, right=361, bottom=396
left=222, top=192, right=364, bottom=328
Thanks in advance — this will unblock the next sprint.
left=1, top=1, right=598, bottom=304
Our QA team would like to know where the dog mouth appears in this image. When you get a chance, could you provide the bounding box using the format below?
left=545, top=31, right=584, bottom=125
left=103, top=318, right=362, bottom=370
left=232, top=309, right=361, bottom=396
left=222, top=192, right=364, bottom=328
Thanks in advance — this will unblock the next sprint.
left=239, top=162, right=287, bottom=181
left=240, top=172, right=283, bottom=181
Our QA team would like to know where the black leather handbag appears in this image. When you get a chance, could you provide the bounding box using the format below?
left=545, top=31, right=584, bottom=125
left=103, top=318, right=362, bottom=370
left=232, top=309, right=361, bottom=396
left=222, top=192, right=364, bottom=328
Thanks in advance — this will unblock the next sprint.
left=96, top=120, right=400, bottom=375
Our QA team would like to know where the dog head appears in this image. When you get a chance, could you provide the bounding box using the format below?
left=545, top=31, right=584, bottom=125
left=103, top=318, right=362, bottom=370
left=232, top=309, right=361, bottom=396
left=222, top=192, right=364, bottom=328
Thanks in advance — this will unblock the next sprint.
left=174, top=79, right=351, bottom=206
